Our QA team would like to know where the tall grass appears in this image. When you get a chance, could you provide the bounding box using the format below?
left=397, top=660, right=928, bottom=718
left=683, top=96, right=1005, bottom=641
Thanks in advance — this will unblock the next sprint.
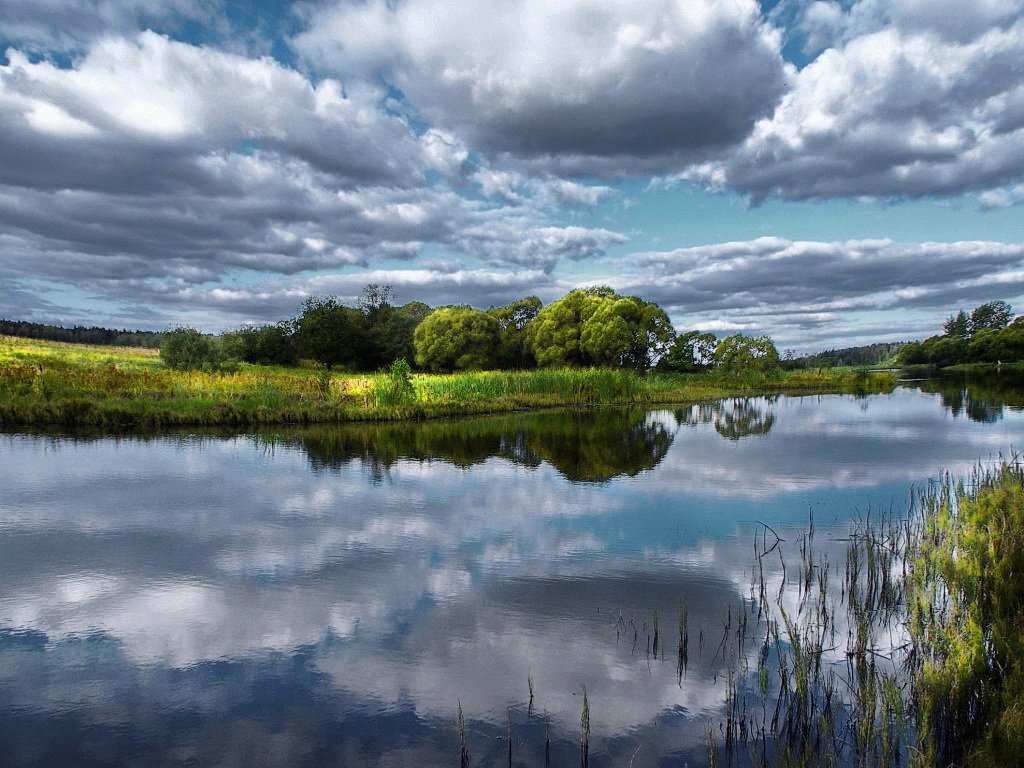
left=0, top=335, right=898, bottom=427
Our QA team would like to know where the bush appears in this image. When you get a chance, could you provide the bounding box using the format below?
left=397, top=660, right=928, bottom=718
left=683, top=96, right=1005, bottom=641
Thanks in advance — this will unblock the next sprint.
left=160, top=327, right=221, bottom=371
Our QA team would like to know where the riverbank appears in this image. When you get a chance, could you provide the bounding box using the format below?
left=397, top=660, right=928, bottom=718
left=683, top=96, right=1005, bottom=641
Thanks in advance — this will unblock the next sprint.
left=0, top=335, right=897, bottom=428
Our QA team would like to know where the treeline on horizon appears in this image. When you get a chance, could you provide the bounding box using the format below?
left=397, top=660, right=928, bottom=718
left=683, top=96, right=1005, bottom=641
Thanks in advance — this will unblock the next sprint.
left=0, top=319, right=163, bottom=348
left=898, top=300, right=1024, bottom=366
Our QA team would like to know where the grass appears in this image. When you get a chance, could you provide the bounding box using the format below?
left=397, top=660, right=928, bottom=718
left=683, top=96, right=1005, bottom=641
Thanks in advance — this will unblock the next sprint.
left=0, top=335, right=898, bottom=428
left=909, top=461, right=1024, bottom=767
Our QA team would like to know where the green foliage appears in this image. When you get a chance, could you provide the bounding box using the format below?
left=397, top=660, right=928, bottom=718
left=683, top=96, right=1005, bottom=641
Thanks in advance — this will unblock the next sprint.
left=526, top=287, right=673, bottom=369
left=714, top=334, right=780, bottom=372
left=525, top=288, right=603, bottom=367
left=580, top=294, right=675, bottom=369
left=664, top=330, right=717, bottom=372
left=911, top=463, right=1024, bottom=768
left=969, top=300, right=1013, bottom=335
left=414, top=307, right=500, bottom=372
left=221, top=322, right=297, bottom=366
left=943, top=310, right=970, bottom=338
left=160, top=327, right=221, bottom=371
left=488, top=296, right=542, bottom=369
left=373, top=358, right=416, bottom=407
left=295, top=296, right=363, bottom=369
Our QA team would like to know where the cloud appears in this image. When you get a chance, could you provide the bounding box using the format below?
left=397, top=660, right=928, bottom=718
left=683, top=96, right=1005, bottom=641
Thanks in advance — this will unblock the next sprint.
left=600, top=237, right=1024, bottom=347
left=0, top=0, right=215, bottom=52
left=0, top=32, right=429, bottom=189
left=0, top=32, right=628, bottom=326
left=687, top=2, right=1024, bottom=201
left=295, top=0, right=789, bottom=176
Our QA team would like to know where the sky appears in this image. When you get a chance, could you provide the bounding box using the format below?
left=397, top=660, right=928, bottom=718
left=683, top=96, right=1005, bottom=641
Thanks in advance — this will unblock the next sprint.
left=1, top=0, right=1023, bottom=351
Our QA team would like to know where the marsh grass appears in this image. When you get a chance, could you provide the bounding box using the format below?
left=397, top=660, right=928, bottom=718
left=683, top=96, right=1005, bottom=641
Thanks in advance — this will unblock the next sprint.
left=0, top=335, right=898, bottom=427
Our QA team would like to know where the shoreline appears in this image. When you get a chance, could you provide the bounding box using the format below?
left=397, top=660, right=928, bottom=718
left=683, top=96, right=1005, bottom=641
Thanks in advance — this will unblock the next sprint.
left=0, top=374, right=898, bottom=429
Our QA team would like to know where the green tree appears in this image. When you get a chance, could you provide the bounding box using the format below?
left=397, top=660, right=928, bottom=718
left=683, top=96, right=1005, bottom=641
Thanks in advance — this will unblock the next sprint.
left=221, top=322, right=297, bottom=365
left=526, top=287, right=673, bottom=369
left=376, top=301, right=432, bottom=368
left=664, top=331, right=717, bottom=372
left=714, top=334, right=780, bottom=372
left=413, top=307, right=500, bottom=372
left=488, top=296, right=542, bottom=369
left=295, top=296, right=363, bottom=369
left=160, top=327, right=220, bottom=370
left=525, top=288, right=608, bottom=367
left=943, top=310, right=970, bottom=338
left=580, top=295, right=675, bottom=369
left=969, top=300, right=1013, bottom=336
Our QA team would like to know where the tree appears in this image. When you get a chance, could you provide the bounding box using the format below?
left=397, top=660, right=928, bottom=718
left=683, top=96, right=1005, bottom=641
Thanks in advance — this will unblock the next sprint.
left=664, top=331, right=717, bottom=372
left=969, top=301, right=1013, bottom=336
left=413, top=307, right=500, bottom=372
left=221, top=322, right=297, bottom=365
left=714, top=334, right=780, bottom=372
left=525, top=287, right=673, bottom=369
left=943, top=310, right=970, bottom=338
left=160, top=327, right=220, bottom=370
left=376, top=301, right=432, bottom=367
left=580, top=295, right=674, bottom=369
left=488, top=296, right=542, bottom=369
left=295, top=296, right=363, bottom=369
left=525, top=288, right=607, bottom=367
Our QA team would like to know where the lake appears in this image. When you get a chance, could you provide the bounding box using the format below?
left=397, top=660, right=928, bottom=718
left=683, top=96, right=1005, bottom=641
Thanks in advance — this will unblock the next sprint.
left=1, top=376, right=1022, bottom=767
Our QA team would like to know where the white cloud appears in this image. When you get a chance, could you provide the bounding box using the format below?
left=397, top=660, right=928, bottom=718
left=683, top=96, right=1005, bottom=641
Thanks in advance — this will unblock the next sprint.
left=295, top=0, right=789, bottom=175
left=689, top=3, right=1024, bottom=200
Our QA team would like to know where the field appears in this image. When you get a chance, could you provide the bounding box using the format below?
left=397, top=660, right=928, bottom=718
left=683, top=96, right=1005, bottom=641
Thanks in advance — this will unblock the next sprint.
left=0, top=335, right=898, bottom=427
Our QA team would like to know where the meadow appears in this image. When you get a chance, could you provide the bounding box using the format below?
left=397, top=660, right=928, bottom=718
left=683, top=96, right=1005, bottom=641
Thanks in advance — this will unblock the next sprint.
left=0, top=335, right=897, bottom=428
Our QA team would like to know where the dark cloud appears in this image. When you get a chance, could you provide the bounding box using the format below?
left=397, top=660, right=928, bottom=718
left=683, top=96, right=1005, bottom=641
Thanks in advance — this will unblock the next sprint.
left=296, top=0, right=789, bottom=176
left=599, top=237, right=1024, bottom=347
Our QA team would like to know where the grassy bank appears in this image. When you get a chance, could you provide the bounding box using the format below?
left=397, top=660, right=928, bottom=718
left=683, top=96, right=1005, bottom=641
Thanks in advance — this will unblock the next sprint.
left=0, top=335, right=897, bottom=428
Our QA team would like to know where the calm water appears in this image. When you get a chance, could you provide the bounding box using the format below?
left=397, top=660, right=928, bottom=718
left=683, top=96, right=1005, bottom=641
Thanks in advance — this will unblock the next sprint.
left=1, top=379, right=1023, bottom=767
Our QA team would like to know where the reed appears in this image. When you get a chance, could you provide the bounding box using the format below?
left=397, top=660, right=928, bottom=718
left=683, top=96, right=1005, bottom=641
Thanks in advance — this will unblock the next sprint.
left=0, top=336, right=899, bottom=427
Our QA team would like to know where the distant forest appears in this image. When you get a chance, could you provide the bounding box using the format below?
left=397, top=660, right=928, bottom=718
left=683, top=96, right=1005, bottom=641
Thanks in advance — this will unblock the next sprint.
left=792, top=342, right=906, bottom=369
left=0, top=319, right=163, bottom=348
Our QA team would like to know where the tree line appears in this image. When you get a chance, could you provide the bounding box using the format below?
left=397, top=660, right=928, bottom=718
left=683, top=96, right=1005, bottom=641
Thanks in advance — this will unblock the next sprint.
left=160, top=284, right=784, bottom=374
left=898, top=300, right=1024, bottom=366
left=0, top=319, right=163, bottom=348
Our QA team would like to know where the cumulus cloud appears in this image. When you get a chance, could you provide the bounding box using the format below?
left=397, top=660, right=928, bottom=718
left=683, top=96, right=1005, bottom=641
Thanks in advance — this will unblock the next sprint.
left=687, top=1, right=1024, bottom=201
left=295, top=0, right=789, bottom=176
left=0, top=32, right=627, bottom=326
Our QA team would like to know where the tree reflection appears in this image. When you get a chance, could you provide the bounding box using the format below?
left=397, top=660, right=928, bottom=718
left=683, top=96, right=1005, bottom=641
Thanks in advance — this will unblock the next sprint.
left=912, top=371, right=1024, bottom=423
left=280, top=408, right=674, bottom=483
left=673, top=398, right=776, bottom=441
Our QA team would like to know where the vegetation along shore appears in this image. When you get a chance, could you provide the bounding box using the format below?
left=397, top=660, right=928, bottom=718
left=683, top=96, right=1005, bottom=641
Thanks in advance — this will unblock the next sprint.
left=0, top=334, right=894, bottom=428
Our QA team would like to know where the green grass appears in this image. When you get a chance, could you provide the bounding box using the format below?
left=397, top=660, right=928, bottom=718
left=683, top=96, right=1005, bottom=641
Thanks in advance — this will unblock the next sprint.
left=0, top=335, right=898, bottom=427
left=910, top=461, right=1024, bottom=768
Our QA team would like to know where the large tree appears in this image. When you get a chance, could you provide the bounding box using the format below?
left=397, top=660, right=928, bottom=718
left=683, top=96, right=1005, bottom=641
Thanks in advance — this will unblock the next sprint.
left=413, top=307, right=500, bottom=372
left=295, top=296, right=363, bottom=369
left=580, top=295, right=675, bottom=369
left=526, top=287, right=673, bottom=369
left=488, top=296, right=542, bottom=369
left=664, top=330, right=717, bottom=372
left=714, top=334, right=780, bottom=372
left=969, top=301, right=1013, bottom=336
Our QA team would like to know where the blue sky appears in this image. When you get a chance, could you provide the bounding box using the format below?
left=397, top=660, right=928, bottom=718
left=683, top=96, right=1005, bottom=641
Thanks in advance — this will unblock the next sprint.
left=1, top=0, right=1023, bottom=351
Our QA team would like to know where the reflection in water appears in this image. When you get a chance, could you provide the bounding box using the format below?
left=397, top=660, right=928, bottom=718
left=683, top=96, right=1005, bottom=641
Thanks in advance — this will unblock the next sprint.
left=289, top=407, right=674, bottom=483
left=1, top=387, right=1023, bottom=767
left=910, top=370, right=1024, bottom=423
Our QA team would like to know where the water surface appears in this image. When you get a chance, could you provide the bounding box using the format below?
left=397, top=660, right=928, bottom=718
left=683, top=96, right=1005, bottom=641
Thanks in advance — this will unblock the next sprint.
left=1, top=381, right=1022, bottom=767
